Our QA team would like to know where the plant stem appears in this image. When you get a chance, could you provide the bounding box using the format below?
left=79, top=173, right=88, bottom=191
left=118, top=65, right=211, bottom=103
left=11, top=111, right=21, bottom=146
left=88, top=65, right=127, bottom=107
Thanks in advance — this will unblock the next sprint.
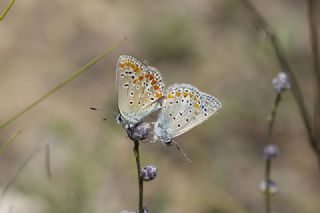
left=45, top=143, right=52, bottom=179
left=133, top=140, right=143, bottom=212
left=0, top=0, right=15, bottom=21
left=307, top=0, right=320, bottom=148
left=0, top=37, right=126, bottom=130
left=241, top=0, right=320, bottom=169
left=0, top=125, right=25, bottom=155
left=265, top=159, right=272, bottom=213
left=267, top=93, right=282, bottom=142
left=263, top=93, right=281, bottom=213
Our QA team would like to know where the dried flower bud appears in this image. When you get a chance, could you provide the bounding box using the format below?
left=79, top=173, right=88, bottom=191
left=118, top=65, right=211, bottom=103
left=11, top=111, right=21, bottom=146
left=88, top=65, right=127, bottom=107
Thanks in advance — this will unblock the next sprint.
left=129, top=123, right=150, bottom=141
left=259, top=180, right=278, bottom=194
left=125, top=122, right=150, bottom=141
left=272, top=72, right=291, bottom=93
left=141, top=165, right=157, bottom=181
left=138, top=207, right=149, bottom=213
left=263, top=144, right=279, bottom=160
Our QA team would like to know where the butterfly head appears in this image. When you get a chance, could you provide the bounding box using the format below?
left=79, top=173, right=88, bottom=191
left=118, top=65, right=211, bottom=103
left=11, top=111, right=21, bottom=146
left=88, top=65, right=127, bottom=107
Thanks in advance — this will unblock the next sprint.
left=115, top=113, right=123, bottom=125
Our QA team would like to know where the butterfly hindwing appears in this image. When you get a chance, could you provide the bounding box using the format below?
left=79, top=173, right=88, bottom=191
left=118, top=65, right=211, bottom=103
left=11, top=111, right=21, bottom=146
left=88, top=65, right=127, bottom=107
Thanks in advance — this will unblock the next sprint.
left=154, top=84, right=221, bottom=142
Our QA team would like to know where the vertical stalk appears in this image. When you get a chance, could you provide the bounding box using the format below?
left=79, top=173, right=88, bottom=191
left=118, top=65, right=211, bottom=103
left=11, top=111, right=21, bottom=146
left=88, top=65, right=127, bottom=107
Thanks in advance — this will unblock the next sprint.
left=307, top=0, right=320, bottom=146
left=45, top=143, right=52, bottom=179
left=241, top=0, right=320, bottom=170
left=265, top=159, right=271, bottom=213
left=267, top=93, right=282, bottom=141
left=133, top=140, right=143, bottom=212
left=264, top=93, right=281, bottom=213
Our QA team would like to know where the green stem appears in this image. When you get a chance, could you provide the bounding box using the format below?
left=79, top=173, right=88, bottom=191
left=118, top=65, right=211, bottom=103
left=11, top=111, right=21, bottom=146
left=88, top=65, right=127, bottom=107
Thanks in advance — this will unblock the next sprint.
left=241, top=0, right=320, bottom=168
left=263, top=93, right=281, bottom=213
left=0, top=0, right=15, bottom=21
left=45, top=143, right=52, bottom=179
left=0, top=125, right=25, bottom=155
left=133, top=140, right=143, bottom=212
left=0, top=37, right=126, bottom=130
left=265, top=159, right=271, bottom=213
left=307, top=0, right=320, bottom=148
left=267, top=93, right=282, bottom=141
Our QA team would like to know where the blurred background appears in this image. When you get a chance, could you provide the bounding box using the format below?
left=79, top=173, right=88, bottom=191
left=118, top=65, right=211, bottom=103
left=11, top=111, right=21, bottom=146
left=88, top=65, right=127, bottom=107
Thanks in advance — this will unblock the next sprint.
left=0, top=0, right=319, bottom=212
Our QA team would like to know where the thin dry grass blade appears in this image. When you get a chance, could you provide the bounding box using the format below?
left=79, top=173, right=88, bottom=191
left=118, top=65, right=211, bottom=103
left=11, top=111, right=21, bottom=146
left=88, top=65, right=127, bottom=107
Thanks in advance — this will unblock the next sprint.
left=0, top=37, right=127, bottom=130
left=0, top=125, right=25, bottom=155
left=0, top=0, right=15, bottom=21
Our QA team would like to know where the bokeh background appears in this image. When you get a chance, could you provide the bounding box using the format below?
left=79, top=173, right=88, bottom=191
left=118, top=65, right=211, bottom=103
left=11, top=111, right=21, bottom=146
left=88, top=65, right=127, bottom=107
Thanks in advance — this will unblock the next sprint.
left=0, top=0, right=320, bottom=212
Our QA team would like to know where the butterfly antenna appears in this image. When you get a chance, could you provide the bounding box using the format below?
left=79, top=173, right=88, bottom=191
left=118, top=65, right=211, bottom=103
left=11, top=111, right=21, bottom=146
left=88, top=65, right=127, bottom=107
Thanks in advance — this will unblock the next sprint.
left=90, top=106, right=118, bottom=121
left=171, top=140, right=192, bottom=164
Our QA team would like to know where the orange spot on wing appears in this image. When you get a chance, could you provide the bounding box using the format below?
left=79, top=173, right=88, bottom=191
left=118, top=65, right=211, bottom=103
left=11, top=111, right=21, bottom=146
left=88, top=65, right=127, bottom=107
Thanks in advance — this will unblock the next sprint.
left=133, top=79, right=138, bottom=84
left=176, top=91, right=181, bottom=97
left=153, top=85, right=160, bottom=90
left=119, top=62, right=125, bottom=68
left=194, top=103, right=199, bottom=108
left=193, top=96, right=198, bottom=101
left=183, top=92, right=188, bottom=97
left=132, top=65, right=138, bottom=72
left=156, top=92, right=163, bottom=99
left=167, top=94, right=174, bottom=99
left=151, top=79, right=157, bottom=85
left=138, top=75, right=144, bottom=81
left=148, top=74, right=154, bottom=80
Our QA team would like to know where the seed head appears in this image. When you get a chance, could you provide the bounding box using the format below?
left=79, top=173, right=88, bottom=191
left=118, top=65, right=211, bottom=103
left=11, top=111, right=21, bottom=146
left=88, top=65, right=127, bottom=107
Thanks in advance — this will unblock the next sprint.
left=139, top=207, right=149, bottom=213
left=259, top=180, right=278, bottom=194
left=263, top=144, right=279, bottom=160
left=129, top=123, right=150, bottom=141
left=141, top=165, right=157, bottom=181
left=272, top=72, right=291, bottom=93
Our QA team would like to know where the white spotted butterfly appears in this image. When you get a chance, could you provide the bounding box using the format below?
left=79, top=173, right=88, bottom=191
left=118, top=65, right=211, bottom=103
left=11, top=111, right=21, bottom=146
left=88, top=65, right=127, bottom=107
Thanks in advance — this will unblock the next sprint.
left=116, top=55, right=165, bottom=140
left=153, top=84, right=221, bottom=144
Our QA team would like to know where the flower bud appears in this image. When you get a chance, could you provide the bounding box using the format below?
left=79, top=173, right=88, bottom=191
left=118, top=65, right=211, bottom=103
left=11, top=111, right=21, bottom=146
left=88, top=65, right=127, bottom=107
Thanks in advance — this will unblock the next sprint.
left=259, top=180, right=278, bottom=194
left=141, top=165, right=157, bottom=181
left=138, top=207, right=149, bottom=213
left=272, top=72, right=291, bottom=93
left=130, top=123, right=150, bottom=141
left=263, top=144, right=279, bottom=160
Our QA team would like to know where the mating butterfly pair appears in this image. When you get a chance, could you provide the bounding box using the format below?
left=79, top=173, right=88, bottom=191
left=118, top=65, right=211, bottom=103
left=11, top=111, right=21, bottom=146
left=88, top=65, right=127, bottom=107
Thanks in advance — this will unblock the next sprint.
left=116, top=55, right=221, bottom=145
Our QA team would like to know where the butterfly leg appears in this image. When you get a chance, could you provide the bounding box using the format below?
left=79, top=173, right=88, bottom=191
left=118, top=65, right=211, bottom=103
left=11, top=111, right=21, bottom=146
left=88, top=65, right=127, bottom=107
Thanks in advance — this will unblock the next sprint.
left=171, top=140, right=192, bottom=163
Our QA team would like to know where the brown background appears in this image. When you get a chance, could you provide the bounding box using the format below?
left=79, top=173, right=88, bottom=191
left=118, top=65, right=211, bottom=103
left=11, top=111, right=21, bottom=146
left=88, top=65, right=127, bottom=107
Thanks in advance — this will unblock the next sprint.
left=0, top=0, right=319, bottom=212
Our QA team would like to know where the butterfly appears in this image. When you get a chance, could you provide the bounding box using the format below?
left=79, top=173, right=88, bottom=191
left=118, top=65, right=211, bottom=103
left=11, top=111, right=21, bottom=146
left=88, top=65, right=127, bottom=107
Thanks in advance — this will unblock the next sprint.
left=116, top=55, right=165, bottom=140
left=153, top=84, right=221, bottom=145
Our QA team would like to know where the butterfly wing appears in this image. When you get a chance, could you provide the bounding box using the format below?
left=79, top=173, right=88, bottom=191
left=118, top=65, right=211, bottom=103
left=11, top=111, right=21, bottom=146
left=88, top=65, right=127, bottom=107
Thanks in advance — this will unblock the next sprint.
left=154, top=84, right=221, bottom=142
left=116, top=55, right=165, bottom=124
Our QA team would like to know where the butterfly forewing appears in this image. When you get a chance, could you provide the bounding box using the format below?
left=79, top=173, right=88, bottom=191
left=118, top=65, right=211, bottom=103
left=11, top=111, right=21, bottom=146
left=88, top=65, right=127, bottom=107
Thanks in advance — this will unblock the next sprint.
left=116, top=55, right=164, bottom=123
